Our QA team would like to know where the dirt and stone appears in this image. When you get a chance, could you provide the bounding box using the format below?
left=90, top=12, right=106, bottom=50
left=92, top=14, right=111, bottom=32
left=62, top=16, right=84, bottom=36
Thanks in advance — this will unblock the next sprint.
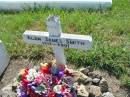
left=0, top=58, right=129, bottom=97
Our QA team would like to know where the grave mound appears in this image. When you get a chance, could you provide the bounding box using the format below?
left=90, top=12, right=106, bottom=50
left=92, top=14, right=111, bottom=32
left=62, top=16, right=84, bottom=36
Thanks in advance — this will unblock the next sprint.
left=1, top=60, right=117, bottom=97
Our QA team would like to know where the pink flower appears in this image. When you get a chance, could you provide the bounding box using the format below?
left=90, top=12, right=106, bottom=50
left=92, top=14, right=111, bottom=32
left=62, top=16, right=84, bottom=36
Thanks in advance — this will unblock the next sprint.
left=34, top=74, right=43, bottom=85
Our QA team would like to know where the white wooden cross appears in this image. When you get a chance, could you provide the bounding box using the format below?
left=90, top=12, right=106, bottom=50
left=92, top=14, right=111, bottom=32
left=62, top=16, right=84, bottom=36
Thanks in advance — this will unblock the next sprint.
left=23, top=16, right=92, bottom=65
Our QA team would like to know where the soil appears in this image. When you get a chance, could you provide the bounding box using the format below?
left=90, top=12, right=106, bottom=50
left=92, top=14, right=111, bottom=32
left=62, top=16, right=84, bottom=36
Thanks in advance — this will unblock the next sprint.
left=0, top=58, right=130, bottom=97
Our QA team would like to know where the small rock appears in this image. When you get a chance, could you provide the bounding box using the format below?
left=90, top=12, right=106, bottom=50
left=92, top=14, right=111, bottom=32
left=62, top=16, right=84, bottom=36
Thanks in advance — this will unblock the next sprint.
left=80, top=66, right=94, bottom=75
left=80, top=68, right=90, bottom=75
left=92, top=78, right=100, bottom=84
left=81, top=73, right=89, bottom=79
left=77, top=84, right=89, bottom=97
left=84, top=77, right=93, bottom=84
left=86, top=66, right=94, bottom=72
left=73, top=71, right=89, bottom=84
left=73, top=82, right=79, bottom=88
left=102, top=92, right=115, bottom=97
left=88, top=70, right=102, bottom=79
left=95, top=74, right=102, bottom=80
left=87, top=72, right=96, bottom=78
left=99, top=78, right=109, bottom=93
left=89, top=85, right=102, bottom=97
left=77, top=77, right=91, bottom=85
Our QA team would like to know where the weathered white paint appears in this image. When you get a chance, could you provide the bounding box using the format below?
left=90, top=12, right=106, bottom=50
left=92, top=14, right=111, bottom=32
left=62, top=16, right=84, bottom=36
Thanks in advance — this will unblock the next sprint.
left=23, top=16, right=92, bottom=65
left=47, top=16, right=66, bottom=65
left=0, top=0, right=112, bottom=11
left=23, top=31, right=92, bottom=50
left=0, top=40, right=10, bottom=76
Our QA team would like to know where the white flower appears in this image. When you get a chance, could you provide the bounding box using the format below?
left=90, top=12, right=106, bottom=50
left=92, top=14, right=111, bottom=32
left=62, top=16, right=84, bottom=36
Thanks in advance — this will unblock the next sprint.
left=28, top=69, right=37, bottom=75
left=26, top=69, right=38, bottom=81
left=26, top=74, right=34, bottom=81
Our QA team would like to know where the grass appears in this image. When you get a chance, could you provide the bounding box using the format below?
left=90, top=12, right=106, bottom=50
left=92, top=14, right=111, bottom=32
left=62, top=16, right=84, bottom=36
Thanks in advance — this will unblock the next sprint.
left=0, top=0, right=130, bottom=87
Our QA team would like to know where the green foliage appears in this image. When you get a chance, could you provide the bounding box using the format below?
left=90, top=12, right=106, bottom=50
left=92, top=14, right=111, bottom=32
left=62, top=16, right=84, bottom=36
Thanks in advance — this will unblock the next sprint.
left=0, top=0, right=130, bottom=86
left=121, top=75, right=130, bottom=88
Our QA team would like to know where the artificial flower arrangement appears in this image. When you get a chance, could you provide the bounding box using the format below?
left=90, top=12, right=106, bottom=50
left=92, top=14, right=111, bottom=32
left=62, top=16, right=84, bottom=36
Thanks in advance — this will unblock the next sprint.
left=16, top=61, right=77, bottom=97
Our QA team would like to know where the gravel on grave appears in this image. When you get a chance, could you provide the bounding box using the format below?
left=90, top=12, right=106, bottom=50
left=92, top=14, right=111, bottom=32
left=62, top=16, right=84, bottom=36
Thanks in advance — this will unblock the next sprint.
left=0, top=58, right=129, bottom=97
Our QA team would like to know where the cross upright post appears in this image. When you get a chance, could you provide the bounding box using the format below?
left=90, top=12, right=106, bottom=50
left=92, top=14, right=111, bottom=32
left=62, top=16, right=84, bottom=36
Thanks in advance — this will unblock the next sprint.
left=47, top=16, right=66, bottom=65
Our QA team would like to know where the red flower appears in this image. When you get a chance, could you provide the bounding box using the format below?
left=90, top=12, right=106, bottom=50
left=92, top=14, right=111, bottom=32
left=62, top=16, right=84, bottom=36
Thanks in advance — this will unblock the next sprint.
left=48, top=91, right=56, bottom=97
left=22, top=79, right=29, bottom=88
left=40, top=63, right=50, bottom=74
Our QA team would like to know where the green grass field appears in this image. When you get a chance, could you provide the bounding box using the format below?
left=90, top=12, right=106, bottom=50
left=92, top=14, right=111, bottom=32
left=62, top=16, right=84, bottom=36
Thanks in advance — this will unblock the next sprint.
left=0, top=0, right=130, bottom=87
